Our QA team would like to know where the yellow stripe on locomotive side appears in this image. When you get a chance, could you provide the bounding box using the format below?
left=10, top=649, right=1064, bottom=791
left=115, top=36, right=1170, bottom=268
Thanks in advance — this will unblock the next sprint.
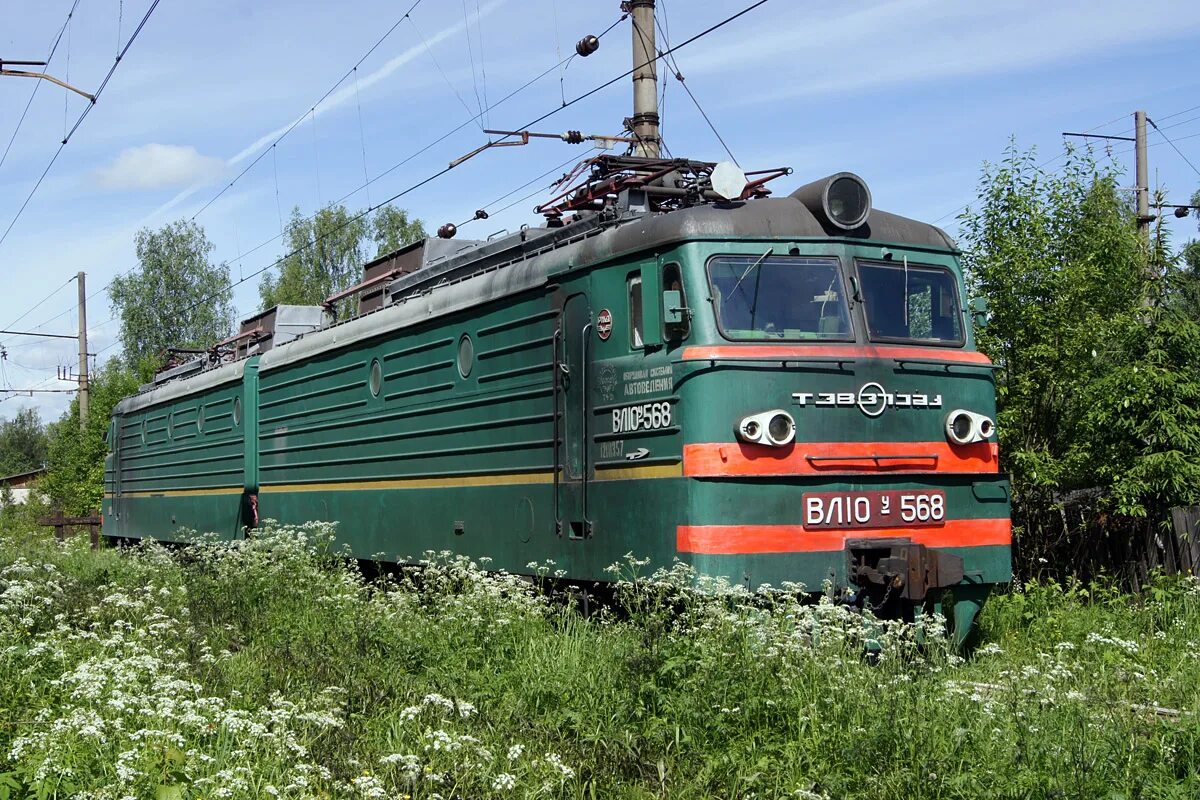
left=592, top=463, right=683, bottom=481
left=259, top=471, right=556, bottom=493
left=107, top=462, right=682, bottom=499
left=112, top=487, right=244, bottom=498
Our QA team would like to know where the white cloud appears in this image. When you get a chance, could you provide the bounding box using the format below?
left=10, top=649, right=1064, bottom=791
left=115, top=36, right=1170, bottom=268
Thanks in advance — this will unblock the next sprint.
left=94, top=144, right=227, bottom=190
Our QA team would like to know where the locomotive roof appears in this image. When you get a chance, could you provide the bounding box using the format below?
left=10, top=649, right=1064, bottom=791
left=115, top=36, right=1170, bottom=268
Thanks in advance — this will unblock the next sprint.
left=115, top=187, right=958, bottom=413
left=606, top=189, right=957, bottom=254
left=379, top=189, right=957, bottom=303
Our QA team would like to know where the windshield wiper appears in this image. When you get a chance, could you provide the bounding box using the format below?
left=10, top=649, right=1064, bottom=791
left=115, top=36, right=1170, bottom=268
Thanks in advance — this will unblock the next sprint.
left=729, top=247, right=773, bottom=300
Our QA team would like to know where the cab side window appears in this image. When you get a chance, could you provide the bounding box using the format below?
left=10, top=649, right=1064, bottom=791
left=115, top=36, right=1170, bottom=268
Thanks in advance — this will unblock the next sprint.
left=628, top=273, right=644, bottom=348
left=661, top=262, right=689, bottom=340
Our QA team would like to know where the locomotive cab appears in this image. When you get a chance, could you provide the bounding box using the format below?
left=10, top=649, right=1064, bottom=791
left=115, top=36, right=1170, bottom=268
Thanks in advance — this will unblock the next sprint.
left=586, top=171, right=1009, bottom=636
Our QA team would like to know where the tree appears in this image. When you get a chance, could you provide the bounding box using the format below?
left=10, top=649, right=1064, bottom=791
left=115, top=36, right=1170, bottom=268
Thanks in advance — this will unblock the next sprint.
left=109, top=220, right=236, bottom=381
left=959, top=143, right=1200, bottom=572
left=41, top=360, right=140, bottom=515
left=258, top=204, right=426, bottom=310
left=960, top=145, right=1142, bottom=496
left=0, top=408, right=48, bottom=477
left=371, top=206, right=426, bottom=257
left=1082, top=218, right=1200, bottom=519
left=1176, top=188, right=1200, bottom=318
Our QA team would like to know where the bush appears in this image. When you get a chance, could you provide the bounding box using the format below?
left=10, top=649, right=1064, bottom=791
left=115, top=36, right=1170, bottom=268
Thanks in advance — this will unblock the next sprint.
left=2, top=526, right=1198, bottom=798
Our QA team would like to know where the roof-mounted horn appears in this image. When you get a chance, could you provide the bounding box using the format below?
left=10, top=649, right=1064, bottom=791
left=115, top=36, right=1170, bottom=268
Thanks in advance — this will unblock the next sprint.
left=791, top=172, right=872, bottom=231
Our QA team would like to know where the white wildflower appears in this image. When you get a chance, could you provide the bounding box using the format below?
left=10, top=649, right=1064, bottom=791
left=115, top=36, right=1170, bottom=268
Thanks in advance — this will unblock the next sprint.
left=492, top=773, right=517, bottom=791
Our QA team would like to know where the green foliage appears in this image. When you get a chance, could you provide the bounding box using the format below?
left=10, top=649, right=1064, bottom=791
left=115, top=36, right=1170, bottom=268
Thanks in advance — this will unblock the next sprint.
left=0, top=409, right=47, bottom=477
left=1178, top=189, right=1200, bottom=320
left=959, top=145, right=1200, bottom=562
left=258, top=204, right=426, bottom=312
left=1082, top=220, right=1200, bottom=517
left=960, top=145, right=1142, bottom=494
left=0, top=491, right=48, bottom=537
left=2, top=530, right=1199, bottom=798
left=40, top=360, right=140, bottom=515
left=109, top=220, right=236, bottom=381
left=371, top=205, right=426, bottom=258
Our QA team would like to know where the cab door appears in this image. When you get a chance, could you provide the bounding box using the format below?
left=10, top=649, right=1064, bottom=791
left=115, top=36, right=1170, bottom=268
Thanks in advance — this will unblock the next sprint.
left=555, top=292, right=592, bottom=538
left=109, top=416, right=123, bottom=523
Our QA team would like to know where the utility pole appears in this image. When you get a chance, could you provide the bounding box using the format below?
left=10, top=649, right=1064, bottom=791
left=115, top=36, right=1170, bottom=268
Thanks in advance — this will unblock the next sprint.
left=1063, top=111, right=1155, bottom=242
left=1134, top=110, right=1151, bottom=243
left=76, top=271, right=89, bottom=428
left=629, top=0, right=660, bottom=158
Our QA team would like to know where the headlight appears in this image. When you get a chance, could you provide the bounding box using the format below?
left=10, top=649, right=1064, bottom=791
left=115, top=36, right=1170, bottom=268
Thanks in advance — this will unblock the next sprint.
left=737, top=410, right=796, bottom=447
left=945, top=409, right=995, bottom=445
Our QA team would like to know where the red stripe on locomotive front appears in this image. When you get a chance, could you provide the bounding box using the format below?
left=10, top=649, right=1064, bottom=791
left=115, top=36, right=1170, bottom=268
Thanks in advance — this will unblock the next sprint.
left=680, top=344, right=995, bottom=365
left=683, top=441, right=999, bottom=477
left=676, top=518, right=1011, bottom=555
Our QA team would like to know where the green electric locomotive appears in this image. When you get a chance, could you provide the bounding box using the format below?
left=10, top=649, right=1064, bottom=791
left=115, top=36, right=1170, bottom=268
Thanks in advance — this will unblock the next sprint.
left=102, top=157, right=1010, bottom=635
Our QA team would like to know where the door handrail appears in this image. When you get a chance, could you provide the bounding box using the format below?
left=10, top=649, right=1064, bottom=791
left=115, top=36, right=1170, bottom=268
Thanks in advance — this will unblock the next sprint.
left=551, top=325, right=562, bottom=537
left=580, top=321, right=592, bottom=536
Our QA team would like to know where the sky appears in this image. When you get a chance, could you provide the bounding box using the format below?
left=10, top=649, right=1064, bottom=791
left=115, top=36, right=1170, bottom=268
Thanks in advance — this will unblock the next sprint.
left=2, top=0, right=1200, bottom=424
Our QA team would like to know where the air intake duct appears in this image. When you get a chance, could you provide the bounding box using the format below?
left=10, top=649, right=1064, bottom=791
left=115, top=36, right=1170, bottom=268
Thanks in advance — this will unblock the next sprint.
left=791, top=172, right=872, bottom=231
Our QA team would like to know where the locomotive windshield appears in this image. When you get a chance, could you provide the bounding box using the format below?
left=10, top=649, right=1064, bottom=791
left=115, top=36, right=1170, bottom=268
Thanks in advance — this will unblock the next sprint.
left=858, top=260, right=964, bottom=344
left=708, top=255, right=851, bottom=340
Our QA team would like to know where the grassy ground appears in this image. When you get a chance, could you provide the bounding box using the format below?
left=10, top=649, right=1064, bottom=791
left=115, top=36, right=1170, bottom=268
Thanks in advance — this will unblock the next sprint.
left=1, top=520, right=1198, bottom=800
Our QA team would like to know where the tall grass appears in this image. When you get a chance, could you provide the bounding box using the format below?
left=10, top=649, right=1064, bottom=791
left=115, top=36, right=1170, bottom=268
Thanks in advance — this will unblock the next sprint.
left=1, top=521, right=1198, bottom=799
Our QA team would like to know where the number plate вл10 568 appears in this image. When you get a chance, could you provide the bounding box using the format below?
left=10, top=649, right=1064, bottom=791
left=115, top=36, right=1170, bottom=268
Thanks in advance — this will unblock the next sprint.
left=802, top=490, right=946, bottom=530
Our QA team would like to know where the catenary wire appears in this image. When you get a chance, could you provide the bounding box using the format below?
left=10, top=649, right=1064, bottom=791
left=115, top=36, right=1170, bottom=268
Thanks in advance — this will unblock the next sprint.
left=88, top=0, right=774, bottom=361
left=51, top=9, right=634, bottom=337
left=408, top=12, right=485, bottom=128
left=0, top=0, right=163, bottom=252
left=188, top=0, right=427, bottom=222
left=461, top=0, right=485, bottom=123
left=1148, top=117, right=1200, bottom=180
left=932, top=104, right=1200, bottom=226
left=651, top=2, right=738, bottom=166
left=931, top=128, right=1200, bottom=227
left=0, top=277, right=76, bottom=348
left=0, top=0, right=82, bottom=171
left=457, top=140, right=614, bottom=228
left=470, top=0, right=484, bottom=126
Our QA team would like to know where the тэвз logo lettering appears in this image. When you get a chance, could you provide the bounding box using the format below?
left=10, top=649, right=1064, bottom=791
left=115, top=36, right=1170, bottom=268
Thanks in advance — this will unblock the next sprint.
left=791, top=383, right=943, bottom=418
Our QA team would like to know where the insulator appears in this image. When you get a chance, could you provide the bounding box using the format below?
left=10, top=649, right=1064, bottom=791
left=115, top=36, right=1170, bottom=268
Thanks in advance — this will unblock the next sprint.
left=575, top=35, right=599, bottom=57
left=437, top=223, right=457, bottom=239
left=1175, top=206, right=1191, bottom=218
left=562, top=130, right=584, bottom=145
left=474, top=209, right=489, bottom=220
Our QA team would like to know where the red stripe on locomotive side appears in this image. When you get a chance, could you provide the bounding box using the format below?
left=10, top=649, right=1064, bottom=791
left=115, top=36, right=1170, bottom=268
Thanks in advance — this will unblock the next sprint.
left=680, top=344, right=994, bottom=365
left=676, top=518, right=1011, bottom=555
left=683, top=441, right=999, bottom=477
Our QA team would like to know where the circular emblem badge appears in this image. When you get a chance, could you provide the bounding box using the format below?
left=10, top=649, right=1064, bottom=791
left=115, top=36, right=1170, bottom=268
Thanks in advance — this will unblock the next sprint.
left=596, top=308, right=613, bottom=341
left=857, top=381, right=887, bottom=418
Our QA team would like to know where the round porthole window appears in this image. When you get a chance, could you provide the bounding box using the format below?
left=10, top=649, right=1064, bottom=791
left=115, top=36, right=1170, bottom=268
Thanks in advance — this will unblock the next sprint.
left=457, top=334, right=474, bottom=379
left=233, top=397, right=243, bottom=426
left=369, top=358, right=382, bottom=397
left=197, top=405, right=205, bottom=433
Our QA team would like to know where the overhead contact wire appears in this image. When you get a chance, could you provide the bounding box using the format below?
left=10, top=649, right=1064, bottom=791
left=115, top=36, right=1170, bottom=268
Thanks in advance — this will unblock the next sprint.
left=0, top=0, right=163, bottom=251
left=90, top=0, right=773, bottom=359
left=189, top=0, right=427, bottom=221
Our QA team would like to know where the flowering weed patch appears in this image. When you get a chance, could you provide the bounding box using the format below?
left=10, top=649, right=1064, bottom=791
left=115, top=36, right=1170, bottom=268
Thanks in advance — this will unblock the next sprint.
left=1, top=524, right=1199, bottom=798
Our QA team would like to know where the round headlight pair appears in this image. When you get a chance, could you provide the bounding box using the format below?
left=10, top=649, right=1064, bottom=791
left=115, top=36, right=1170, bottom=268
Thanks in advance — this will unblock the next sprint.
left=737, top=409, right=796, bottom=447
left=945, top=409, right=995, bottom=445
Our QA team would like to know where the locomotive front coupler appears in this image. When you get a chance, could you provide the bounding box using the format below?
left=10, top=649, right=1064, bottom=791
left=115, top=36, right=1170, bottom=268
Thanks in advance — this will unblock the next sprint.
left=846, top=539, right=965, bottom=619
